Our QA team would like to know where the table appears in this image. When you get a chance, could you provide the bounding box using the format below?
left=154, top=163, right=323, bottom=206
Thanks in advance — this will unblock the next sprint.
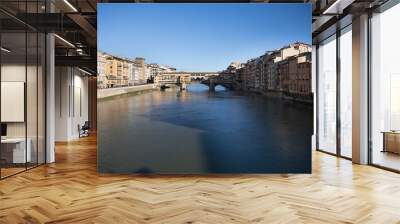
left=1, top=138, right=31, bottom=163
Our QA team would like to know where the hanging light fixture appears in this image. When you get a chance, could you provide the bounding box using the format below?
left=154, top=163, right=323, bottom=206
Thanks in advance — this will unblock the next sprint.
left=63, top=0, right=78, bottom=12
left=54, top=34, right=75, bottom=48
left=1, top=47, right=11, bottom=53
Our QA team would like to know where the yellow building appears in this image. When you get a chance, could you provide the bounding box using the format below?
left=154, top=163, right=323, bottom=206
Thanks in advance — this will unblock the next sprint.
left=103, top=54, right=131, bottom=88
left=97, top=51, right=108, bottom=88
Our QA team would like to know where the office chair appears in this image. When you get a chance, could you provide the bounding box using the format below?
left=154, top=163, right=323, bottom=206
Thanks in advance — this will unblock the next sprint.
left=79, top=121, right=90, bottom=138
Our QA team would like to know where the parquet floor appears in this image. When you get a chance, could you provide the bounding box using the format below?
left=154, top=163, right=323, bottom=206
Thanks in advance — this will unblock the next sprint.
left=1, top=167, right=26, bottom=178
left=1, top=134, right=400, bottom=224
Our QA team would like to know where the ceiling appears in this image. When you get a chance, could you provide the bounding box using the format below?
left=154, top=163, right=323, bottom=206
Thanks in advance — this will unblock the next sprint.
left=1, top=0, right=97, bottom=74
left=1, top=0, right=391, bottom=74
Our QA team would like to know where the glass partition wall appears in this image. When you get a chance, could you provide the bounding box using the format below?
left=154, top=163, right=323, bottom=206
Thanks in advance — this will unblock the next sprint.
left=0, top=2, right=46, bottom=179
left=370, top=2, right=400, bottom=171
left=316, top=25, right=352, bottom=159
left=0, top=30, right=27, bottom=177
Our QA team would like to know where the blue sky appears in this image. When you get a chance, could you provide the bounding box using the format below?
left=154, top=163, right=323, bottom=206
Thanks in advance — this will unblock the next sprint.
left=98, top=4, right=311, bottom=72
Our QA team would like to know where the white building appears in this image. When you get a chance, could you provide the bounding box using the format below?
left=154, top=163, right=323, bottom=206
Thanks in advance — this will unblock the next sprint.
left=97, top=51, right=108, bottom=89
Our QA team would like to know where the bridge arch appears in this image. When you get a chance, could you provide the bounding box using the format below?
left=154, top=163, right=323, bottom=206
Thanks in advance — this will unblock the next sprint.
left=155, top=71, right=235, bottom=91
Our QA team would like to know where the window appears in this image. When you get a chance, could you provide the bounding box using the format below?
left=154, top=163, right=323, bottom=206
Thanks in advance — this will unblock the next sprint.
left=370, top=3, right=400, bottom=171
left=339, top=25, right=352, bottom=158
left=317, top=35, right=337, bottom=154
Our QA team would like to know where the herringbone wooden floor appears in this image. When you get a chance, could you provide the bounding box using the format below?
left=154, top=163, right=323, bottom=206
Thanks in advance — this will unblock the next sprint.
left=1, top=134, right=400, bottom=224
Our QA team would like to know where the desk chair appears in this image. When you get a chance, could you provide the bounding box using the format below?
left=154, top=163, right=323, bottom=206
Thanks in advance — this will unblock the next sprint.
left=78, top=121, right=90, bottom=138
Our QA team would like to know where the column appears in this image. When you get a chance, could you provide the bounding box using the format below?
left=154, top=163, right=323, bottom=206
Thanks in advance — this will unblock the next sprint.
left=352, top=14, right=369, bottom=164
left=46, top=32, right=55, bottom=163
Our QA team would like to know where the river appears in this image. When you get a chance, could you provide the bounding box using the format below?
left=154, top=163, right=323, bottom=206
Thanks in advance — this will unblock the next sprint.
left=98, top=83, right=313, bottom=173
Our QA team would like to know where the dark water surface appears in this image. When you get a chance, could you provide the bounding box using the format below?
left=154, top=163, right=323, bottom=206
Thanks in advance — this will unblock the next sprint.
left=98, top=84, right=312, bottom=174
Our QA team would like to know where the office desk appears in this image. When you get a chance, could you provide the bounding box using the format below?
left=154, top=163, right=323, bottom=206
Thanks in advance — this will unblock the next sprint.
left=1, top=138, right=31, bottom=163
left=382, top=131, right=400, bottom=154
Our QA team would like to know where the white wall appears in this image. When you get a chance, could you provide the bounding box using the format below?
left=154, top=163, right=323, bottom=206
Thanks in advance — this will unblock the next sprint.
left=71, top=73, right=89, bottom=138
left=55, top=66, right=69, bottom=141
left=55, top=67, right=89, bottom=141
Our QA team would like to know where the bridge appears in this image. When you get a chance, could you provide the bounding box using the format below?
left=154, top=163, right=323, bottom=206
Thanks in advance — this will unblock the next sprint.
left=200, top=73, right=236, bottom=91
left=154, top=72, right=236, bottom=91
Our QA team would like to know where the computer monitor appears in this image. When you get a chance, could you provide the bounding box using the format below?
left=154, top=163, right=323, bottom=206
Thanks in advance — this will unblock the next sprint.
left=1, top=123, right=7, bottom=137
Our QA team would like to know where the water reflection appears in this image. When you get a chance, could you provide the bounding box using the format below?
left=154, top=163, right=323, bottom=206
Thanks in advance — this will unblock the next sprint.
left=98, top=83, right=312, bottom=173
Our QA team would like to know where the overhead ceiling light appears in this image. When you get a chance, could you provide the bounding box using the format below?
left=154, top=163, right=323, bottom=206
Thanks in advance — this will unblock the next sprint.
left=54, top=34, right=75, bottom=48
left=78, top=68, right=93, bottom=76
left=63, top=0, right=78, bottom=12
left=1, top=47, right=11, bottom=53
left=76, top=48, right=85, bottom=55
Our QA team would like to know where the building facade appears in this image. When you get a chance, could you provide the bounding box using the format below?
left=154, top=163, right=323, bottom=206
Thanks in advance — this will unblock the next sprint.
left=230, top=42, right=312, bottom=101
left=97, top=51, right=108, bottom=89
left=134, top=57, right=146, bottom=84
left=97, top=52, right=178, bottom=88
